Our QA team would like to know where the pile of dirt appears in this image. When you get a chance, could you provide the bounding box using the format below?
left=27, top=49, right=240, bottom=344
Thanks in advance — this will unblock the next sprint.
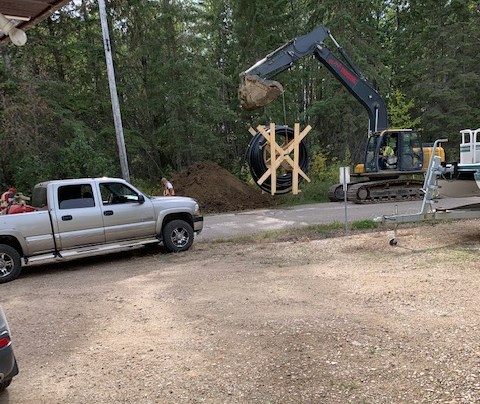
left=170, top=161, right=276, bottom=213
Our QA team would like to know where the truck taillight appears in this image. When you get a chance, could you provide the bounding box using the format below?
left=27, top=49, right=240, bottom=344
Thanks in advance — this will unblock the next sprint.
left=0, top=336, right=10, bottom=349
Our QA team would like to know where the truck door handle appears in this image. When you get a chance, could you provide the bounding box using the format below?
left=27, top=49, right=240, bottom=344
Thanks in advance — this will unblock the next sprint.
left=61, top=215, right=73, bottom=221
left=103, top=210, right=114, bottom=216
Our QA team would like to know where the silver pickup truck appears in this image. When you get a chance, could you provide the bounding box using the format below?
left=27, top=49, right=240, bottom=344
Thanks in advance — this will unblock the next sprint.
left=0, top=177, right=203, bottom=283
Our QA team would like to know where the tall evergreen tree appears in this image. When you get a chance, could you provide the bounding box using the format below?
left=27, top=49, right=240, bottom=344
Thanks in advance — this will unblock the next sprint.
left=389, top=0, right=480, bottom=156
left=1, top=0, right=480, bottom=188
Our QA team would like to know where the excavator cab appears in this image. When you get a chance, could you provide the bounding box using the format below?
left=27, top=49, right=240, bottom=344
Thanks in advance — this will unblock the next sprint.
left=364, top=130, right=424, bottom=174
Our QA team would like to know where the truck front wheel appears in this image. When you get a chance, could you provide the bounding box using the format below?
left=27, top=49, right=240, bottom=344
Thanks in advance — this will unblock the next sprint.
left=162, top=220, right=194, bottom=252
left=0, top=244, right=22, bottom=284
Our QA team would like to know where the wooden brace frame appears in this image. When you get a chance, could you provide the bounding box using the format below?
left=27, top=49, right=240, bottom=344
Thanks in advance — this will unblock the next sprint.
left=249, top=123, right=312, bottom=195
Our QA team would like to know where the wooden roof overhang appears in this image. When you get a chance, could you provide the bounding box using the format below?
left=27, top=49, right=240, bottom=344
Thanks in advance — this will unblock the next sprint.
left=0, top=0, right=71, bottom=44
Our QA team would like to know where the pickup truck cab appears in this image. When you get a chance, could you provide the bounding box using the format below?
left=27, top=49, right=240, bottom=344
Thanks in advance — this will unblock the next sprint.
left=0, top=178, right=203, bottom=283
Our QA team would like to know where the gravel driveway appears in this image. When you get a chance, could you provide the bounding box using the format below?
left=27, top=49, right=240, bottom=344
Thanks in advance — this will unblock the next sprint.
left=1, top=219, right=480, bottom=403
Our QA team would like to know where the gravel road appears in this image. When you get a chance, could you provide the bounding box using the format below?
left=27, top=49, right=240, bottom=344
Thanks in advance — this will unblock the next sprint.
left=1, top=218, right=480, bottom=403
left=198, top=196, right=480, bottom=241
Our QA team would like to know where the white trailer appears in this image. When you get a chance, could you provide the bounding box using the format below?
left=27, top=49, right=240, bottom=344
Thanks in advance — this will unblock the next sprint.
left=375, top=134, right=480, bottom=244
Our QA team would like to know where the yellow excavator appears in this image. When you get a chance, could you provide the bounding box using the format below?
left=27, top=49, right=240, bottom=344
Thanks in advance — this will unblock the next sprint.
left=239, top=25, right=444, bottom=203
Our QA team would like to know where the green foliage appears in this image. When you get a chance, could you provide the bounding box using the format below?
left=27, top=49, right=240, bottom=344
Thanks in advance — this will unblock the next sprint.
left=310, top=152, right=341, bottom=183
left=0, top=0, right=479, bottom=195
left=387, top=0, right=480, bottom=146
left=308, top=219, right=379, bottom=233
left=128, top=177, right=161, bottom=198
left=387, top=89, right=421, bottom=129
left=276, top=179, right=332, bottom=206
left=60, top=129, right=116, bottom=178
left=350, top=220, right=379, bottom=230
left=223, top=219, right=380, bottom=243
left=12, top=155, right=51, bottom=192
left=275, top=149, right=352, bottom=206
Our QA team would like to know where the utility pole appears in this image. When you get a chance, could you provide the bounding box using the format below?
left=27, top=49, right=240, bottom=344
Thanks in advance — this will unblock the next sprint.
left=98, top=0, right=130, bottom=182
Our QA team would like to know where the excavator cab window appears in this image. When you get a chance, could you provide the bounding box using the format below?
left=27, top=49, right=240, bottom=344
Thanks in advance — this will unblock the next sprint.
left=398, top=131, right=423, bottom=171
left=365, top=133, right=399, bottom=172
left=365, top=131, right=423, bottom=173
left=365, top=136, right=380, bottom=172
left=379, top=134, right=398, bottom=170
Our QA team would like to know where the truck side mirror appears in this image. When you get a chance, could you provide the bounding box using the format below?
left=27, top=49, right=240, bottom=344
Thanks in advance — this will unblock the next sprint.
left=138, top=194, right=145, bottom=204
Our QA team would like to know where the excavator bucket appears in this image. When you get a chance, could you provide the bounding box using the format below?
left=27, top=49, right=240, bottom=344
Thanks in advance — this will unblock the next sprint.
left=238, top=74, right=284, bottom=111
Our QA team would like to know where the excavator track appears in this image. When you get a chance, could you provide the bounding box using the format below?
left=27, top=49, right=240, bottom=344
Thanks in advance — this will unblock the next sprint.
left=346, top=179, right=425, bottom=204
left=328, top=182, right=370, bottom=201
left=328, top=183, right=345, bottom=201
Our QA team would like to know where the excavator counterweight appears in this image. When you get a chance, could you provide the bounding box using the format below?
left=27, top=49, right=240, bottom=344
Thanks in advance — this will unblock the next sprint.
left=238, top=74, right=284, bottom=111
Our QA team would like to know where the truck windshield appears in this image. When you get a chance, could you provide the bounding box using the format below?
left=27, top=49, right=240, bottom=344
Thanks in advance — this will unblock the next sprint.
left=99, top=182, right=140, bottom=205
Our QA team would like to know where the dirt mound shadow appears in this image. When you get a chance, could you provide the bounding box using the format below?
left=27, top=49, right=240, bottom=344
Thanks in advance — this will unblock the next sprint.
left=170, top=161, right=276, bottom=214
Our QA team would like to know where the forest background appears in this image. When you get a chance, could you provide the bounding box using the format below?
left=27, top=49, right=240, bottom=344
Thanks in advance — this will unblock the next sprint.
left=1, top=0, right=479, bottom=193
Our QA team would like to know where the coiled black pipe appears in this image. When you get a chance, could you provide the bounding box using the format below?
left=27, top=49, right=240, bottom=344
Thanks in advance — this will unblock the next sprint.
left=246, top=125, right=309, bottom=194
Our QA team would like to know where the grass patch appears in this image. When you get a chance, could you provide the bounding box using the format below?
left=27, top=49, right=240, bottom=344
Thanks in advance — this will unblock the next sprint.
left=350, top=219, right=380, bottom=230
left=206, top=218, right=457, bottom=245
left=275, top=180, right=334, bottom=206
left=209, top=219, right=382, bottom=244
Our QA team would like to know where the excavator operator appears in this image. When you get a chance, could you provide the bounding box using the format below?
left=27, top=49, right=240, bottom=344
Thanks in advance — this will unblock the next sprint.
left=380, top=144, right=396, bottom=169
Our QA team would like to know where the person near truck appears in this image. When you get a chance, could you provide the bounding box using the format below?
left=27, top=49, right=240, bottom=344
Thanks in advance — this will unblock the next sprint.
left=0, top=187, right=16, bottom=214
left=161, top=177, right=175, bottom=196
left=5, top=193, right=36, bottom=214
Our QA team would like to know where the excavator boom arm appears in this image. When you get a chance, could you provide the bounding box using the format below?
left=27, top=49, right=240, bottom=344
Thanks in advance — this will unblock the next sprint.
left=243, top=26, right=330, bottom=79
left=239, top=25, right=388, bottom=132
left=312, top=46, right=388, bottom=132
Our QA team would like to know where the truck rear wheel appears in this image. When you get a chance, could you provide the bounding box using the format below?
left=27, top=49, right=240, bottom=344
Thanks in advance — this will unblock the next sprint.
left=162, top=220, right=194, bottom=252
left=0, top=244, right=22, bottom=284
